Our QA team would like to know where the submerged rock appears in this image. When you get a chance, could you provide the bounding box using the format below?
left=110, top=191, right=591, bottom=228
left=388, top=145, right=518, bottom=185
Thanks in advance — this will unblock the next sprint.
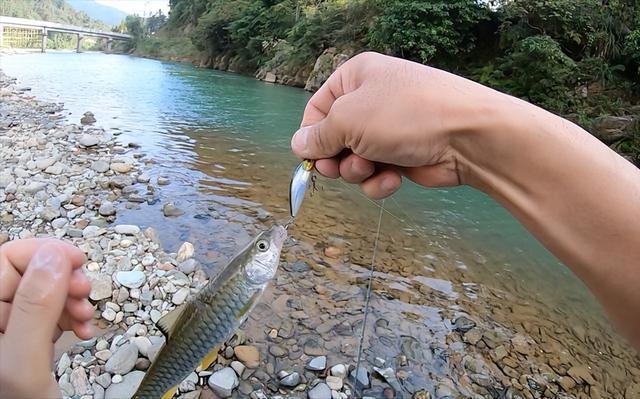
left=207, top=367, right=238, bottom=398
left=104, top=371, right=144, bottom=399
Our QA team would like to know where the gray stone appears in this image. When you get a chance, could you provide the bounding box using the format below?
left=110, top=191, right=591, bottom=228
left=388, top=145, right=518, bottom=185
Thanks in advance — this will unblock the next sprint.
left=81, top=112, right=97, bottom=125
left=51, top=217, right=68, bottom=229
left=176, top=242, right=194, bottom=262
left=91, top=160, right=110, bottom=173
left=207, top=367, right=239, bottom=398
left=36, top=156, right=56, bottom=170
left=23, top=182, right=46, bottom=194
left=350, top=366, right=370, bottom=389
left=104, top=371, right=145, bottom=399
left=137, top=174, right=150, bottom=183
left=115, top=224, right=140, bottom=235
left=330, top=364, right=347, bottom=378
left=104, top=343, right=138, bottom=375
left=453, top=316, right=476, bottom=333
left=157, top=176, right=170, bottom=185
left=132, top=336, right=152, bottom=357
left=96, top=373, right=112, bottom=389
left=230, top=361, right=245, bottom=377
left=163, top=202, right=185, bottom=217
left=93, top=383, right=105, bottom=399
left=44, top=163, right=64, bottom=175
left=115, top=270, right=146, bottom=289
left=82, top=225, right=104, bottom=238
left=172, top=287, right=190, bottom=305
left=90, top=274, right=113, bottom=301
left=70, top=367, right=90, bottom=395
left=279, top=371, right=300, bottom=387
left=99, top=202, right=116, bottom=216
left=308, top=382, right=332, bottom=399
left=306, top=355, right=327, bottom=371
left=78, top=134, right=100, bottom=147
left=178, top=258, right=198, bottom=274
left=57, top=352, right=71, bottom=376
left=326, top=376, right=343, bottom=390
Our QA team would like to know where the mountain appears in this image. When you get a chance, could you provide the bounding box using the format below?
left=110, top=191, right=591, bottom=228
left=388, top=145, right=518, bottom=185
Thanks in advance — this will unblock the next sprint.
left=66, top=0, right=128, bottom=26
left=0, top=0, right=109, bottom=30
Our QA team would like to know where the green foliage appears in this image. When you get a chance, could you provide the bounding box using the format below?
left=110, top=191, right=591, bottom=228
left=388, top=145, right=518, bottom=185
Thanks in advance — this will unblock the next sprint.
left=368, top=0, right=488, bottom=63
left=0, top=0, right=109, bottom=30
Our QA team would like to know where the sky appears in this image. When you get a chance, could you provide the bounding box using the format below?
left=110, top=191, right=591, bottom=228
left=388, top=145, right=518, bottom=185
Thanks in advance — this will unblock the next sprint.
left=95, top=0, right=170, bottom=17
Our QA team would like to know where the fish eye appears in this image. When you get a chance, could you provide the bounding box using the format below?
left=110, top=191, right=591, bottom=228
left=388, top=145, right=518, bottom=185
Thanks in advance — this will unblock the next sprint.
left=257, top=239, right=269, bottom=252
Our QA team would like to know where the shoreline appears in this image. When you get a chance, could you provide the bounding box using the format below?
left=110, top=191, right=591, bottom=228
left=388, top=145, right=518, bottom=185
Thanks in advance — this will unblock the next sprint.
left=1, top=68, right=639, bottom=399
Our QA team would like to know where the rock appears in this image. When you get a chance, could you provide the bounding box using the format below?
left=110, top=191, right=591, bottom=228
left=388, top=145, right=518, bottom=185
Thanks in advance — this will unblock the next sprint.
left=490, top=345, right=508, bottom=362
left=95, top=349, right=112, bottom=361
left=112, top=374, right=123, bottom=384
left=306, top=356, right=327, bottom=371
left=44, top=163, right=64, bottom=175
left=176, top=242, right=195, bottom=262
left=0, top=233, right=8, bottom=245
left=326, top=376, right=343, bottom=390
left=132, top=336, right=152, bottom=357
left=207, top=367, right=239, bottom=398
left=305, top=48, right=350, bottom=92
left=626, top=382, right=640, bottom=399
left=36, top=156, right=56, bottom=170
left=511, top=334, right=535, bottom=356
left=99, top=201, right=116, bottom=216
left=80, top=111, right=96, bottom=124
left=463, top=328, right=483, bottom=345
left=104, top=371, right=145, bottom=399
left=115, top=271, right=146, bottom=289
left=163, top=202, right=185, bottom=217
left=157, top=176, right=170, bottom=185
left=137, top=173, right=151, bottom=183
left=172, top=287, right=190, bottom=305
left=350, top=367, right=370, bottom=389
left=303, top=339, right=324, bottom=356
left=96, top=373, right=112, bottom=389
left=115, top=224, right=140, bottom=235
left=592, top=115, right=635, bottom=143
left=264, top=72, right=277, bottom=83
left=102, top=308, right=117, bottom=321
left=435, top=379, right=458, bottom=398
left=324, top=246, right=342, bottom=258
left=78, top=134, right=100, bottom=147
left=57, top=352, right=71, bottom=376
left=279, top=371, right=300, bottom=387
left=269, top=345, right=288, bottom=357
left=179, top=258, right=198, bottom=274
left=234, top=345, right=260, bottom=368
left=330, top=364, right=347, bottom=378
left=567, top=366, right=596, bottom=385
left=110, top=162, right=132, bottom=173
left=104, top=343, right=138, bottom=375
left=92, top=160, right=110, bottom=173
left=23, top=182, right=46, bottom=194
left=82, top=225, right=104, bottom=238
left=308, top=382, right=332, bottom=399
left=230, top=361, right=245, bottom=377
left=453, top=316, right=476, bottom=333
left=93, top=383, right=105, bottom=399
left=90, top=274, right=113, bottom=301
left=109, top=175, right=133, bottom=189
left=135, top=358, right=150, bottom=370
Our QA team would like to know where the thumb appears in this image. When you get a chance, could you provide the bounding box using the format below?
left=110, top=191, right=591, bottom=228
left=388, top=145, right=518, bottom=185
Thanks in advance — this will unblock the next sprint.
left=5, top=242, right=71, bottom=347
left=291, top=116, right=348, bottom=160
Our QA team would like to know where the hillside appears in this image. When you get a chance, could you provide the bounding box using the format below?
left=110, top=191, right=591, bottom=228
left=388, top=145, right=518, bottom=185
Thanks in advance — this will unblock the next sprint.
left=67, top=0, right=127, bottom=26
left=0, top=0, right=109, bottom=30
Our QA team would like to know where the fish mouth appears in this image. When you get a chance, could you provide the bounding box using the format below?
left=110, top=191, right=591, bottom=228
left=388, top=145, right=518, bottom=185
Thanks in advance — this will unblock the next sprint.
left=269, top=224, right=288, bottom=246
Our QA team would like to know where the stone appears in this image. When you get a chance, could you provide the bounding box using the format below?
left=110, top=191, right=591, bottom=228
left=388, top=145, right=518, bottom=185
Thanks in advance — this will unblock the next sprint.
left=269, top=345, right=288, bottom=357
left=80, top=111, right=96, bottom=124
left=567, top=366, right=596, bottom=385
left=330, top=364, right=347, bottom=378
left=626, top=382, right=640, bottom=399
left=305, top=48, right=350, bottom=92
left=45, top=163, right=64, bottom=175
left=350, top=367, right=370, bottom=389
left=157, top=176, right=170, bottom=185
left=230, top=361, right=245, bottom=377
left=264, top=72, right=277, bottom=83
left=99, top=202, right=116, bottom=216
left=135, top=358, right=151, bottom=370
left=90, top=274, right=113, bottom=301
left=453, top=316, right=476, bottom=333
left=115, top=271, right=146, bottom=289
left=23, top=182, right=46, bottom=194
left=592, top=115, right=635, bottom=143
left=115, top=224, right=140, bottom=235
left=112, top=374, right=123, bottom=384
left=207, top=367, right=239, bottom=398
left=234, top=345, right=260, bottom=368
left=111, top=163, right=132, bottom=173
left=490, top=345, right=508, bottom=362
left=176, top=242, right=195, bottom=262
left=57, top=352, right=71, bottom=376
left=96, top=373, right=112, bottom=389
left=78, top=134, right=100, bottom=147
left=172, top=287, right=190, bottom=305
left=52, top=217, right=68, bottom=229
left=132, top=336, right=152, bottom=357
left=279, top=371, right=300, bottom=387
left=179, top=258, right=198, bottom=274
left=137, top=174, right=150, bottom=183
left=36, top=156, right=56, bottom=170
left=326, top=376, right=343, bottom=390
left=82, top=225, right=104, bottom=239
left=101, top=308, right=117, bottom=321
left=306, top=356, right=327, bottom=371
left=435, top=379, right=458, bottom=398
left=93, top=383, right=105, bottom=399
left=95, top=350, right=112, bottom=361
left=105, top=371, right=145, bottom=399
left=92, top=160, right=110, bottom=173
left=308, top=382, right=332, bottom=399
left=511, top=334, right=535, bottom=356
left=463, top=328, right=483, bottom=345
left=324, top=246, right=342, bottom=258
left=163, top=202, right=185, bottom=217
left=104, top=343, right=138, bottom=375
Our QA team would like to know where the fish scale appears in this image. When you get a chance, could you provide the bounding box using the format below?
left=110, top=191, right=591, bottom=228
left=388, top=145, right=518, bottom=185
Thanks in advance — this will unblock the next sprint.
left=133, top=272, right=264, bottom=398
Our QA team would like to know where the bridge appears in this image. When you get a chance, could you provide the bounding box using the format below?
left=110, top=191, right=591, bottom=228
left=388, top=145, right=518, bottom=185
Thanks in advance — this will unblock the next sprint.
left=0, top=16, right=131, bottom=52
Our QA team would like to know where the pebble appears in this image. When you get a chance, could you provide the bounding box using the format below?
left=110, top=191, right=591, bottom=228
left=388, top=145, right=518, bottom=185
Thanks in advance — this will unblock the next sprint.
left=326, top=376, right=343, bottom=390
left=269, top=345, right=288, bottom=357
left=95, top=350, right=112, bottom=361
left=230, top=361, right=245, bottom=376
left=176, top=242, right=195, bottom=262
left=57, top=352, right=71, bottom=376
left=330, top=364, right=347, bottom=378
left=279, top=371, right=300, bottom=387
left=105, top=371, right=145, bottom=399
left=96, top=373, right=112, bottom=389
left=102, top=308, right=117, bottom=321
left=306, top=356, right=327, bottom=371
left=350, top=367, right=370, bottom=389
left=137, top=173, right=150, bottom=183
left=179, top=258, right=198, bottom=274
left=234, top=345, right=260, bottom=368
left=115, top=270, right=146, bottom=289
left=78, top=134, right=100, bottom=147
left=111, top=374, right=123, bottom=384
left=172, top=287, right=190, bottom=305
left=324, top=246, right=342, bottom=258
left=207, top=367, right=239, bottom=398
left=104, top=343, right=138, bottom=375
left=308, top=382, right=332, bottom=399
left=132, top=336, right=152, bottom=357
left=157, top=176, right=170, bottom=185
left=163, top=202, right=185, bottom=217
left=115, top=224, right=140, bottom=235
left=567, top=366, right=596, bottom=385
left=91, top=160, right=110, bottom=173
left=111, top=162, right=132, bottom=173
left=453, top=316, right=476, bottom=333
left=135, top=358, right=151, bottom=370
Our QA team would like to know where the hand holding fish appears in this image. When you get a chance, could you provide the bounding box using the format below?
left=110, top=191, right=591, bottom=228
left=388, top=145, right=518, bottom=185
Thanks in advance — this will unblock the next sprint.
left=0, top=239, right=94, bottom=399
left=292, top=51, right=640, bottom=349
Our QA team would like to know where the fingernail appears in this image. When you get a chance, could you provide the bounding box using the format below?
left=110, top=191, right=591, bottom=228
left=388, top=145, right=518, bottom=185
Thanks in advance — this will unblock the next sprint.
left=381, top=176, right=398, bottom=193
left=29, top=243, right=64, bottom=275
left=291, top=128, right=309, bottom=153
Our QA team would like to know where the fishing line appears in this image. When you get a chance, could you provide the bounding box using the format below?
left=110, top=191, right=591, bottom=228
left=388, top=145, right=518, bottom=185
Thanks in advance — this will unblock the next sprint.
left=354, top=198, right=385, bottom=397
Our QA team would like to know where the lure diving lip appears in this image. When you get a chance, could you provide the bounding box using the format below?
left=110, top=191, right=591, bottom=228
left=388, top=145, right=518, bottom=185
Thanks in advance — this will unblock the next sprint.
left=288, top=159, right=315, bottom=221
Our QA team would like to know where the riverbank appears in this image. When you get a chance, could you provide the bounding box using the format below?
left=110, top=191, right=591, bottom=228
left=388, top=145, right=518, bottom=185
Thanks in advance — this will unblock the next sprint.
left=1, top=66, right=639, bottom=399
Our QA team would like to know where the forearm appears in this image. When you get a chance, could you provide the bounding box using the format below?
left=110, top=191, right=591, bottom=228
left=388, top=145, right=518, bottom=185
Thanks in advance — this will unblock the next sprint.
left=454, top=94, right=640, bottom=347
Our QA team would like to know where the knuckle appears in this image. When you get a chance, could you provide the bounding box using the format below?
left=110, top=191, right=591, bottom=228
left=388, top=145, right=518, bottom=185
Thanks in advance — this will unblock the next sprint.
left=14, top=288, right=51, bottom=314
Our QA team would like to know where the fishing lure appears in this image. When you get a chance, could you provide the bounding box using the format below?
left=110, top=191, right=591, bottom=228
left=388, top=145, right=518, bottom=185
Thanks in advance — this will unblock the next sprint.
left=288, top=159, right=316, bottom=222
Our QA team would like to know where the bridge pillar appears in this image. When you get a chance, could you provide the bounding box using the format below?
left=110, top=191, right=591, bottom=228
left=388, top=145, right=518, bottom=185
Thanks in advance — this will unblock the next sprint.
left=106, top=39, right=113, bottom=52
left=76, top=34, right=83, bottom=53
left=41, top=27, right=47, bottom=53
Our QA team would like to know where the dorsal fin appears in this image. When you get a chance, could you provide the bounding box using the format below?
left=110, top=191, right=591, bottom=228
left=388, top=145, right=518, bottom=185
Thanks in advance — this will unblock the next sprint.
left=156, top=303, right=190, bottom=340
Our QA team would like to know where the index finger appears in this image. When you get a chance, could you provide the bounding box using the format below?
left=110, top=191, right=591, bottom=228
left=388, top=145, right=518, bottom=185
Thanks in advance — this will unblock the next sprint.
left=0, top=238, right=86, bottom=275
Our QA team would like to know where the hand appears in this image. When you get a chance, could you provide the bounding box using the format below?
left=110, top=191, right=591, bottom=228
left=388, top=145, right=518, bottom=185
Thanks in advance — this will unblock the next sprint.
left=0, top=239, right=94, bottom=399
left=291, top=51, right=500, bottom=198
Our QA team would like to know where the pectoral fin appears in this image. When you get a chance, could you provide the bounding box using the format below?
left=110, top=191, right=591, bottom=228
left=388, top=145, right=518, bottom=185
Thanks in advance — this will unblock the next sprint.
left=160, top=385, right=179, bottom=399
left=199, top=346, right=220, bottom=371
left=156, top=303, right=192, bottom=340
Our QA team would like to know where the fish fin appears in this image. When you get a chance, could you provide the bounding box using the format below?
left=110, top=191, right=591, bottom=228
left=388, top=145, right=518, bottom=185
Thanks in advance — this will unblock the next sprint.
left=160, top=384, right=179, bottom=399
left=199, top=346, right=220, bottom=371
left=156, top=303, right=191, bottom=340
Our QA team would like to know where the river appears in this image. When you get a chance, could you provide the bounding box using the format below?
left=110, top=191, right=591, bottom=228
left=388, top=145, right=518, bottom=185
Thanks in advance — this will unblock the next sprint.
left=1, top=52, right=637, bottom=397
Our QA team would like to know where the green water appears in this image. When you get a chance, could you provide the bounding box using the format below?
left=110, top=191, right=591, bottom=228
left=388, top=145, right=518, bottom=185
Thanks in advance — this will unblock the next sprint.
left=0, top=52, right=599, bottom=320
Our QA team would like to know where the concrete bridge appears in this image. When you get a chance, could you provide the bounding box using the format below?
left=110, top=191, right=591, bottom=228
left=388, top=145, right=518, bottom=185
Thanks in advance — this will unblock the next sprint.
left=0, top=16, right=131, bottom=52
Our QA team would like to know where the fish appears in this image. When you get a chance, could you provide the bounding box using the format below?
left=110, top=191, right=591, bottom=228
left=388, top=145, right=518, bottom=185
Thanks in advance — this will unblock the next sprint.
left=132, top=224, right=288, bottom=399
